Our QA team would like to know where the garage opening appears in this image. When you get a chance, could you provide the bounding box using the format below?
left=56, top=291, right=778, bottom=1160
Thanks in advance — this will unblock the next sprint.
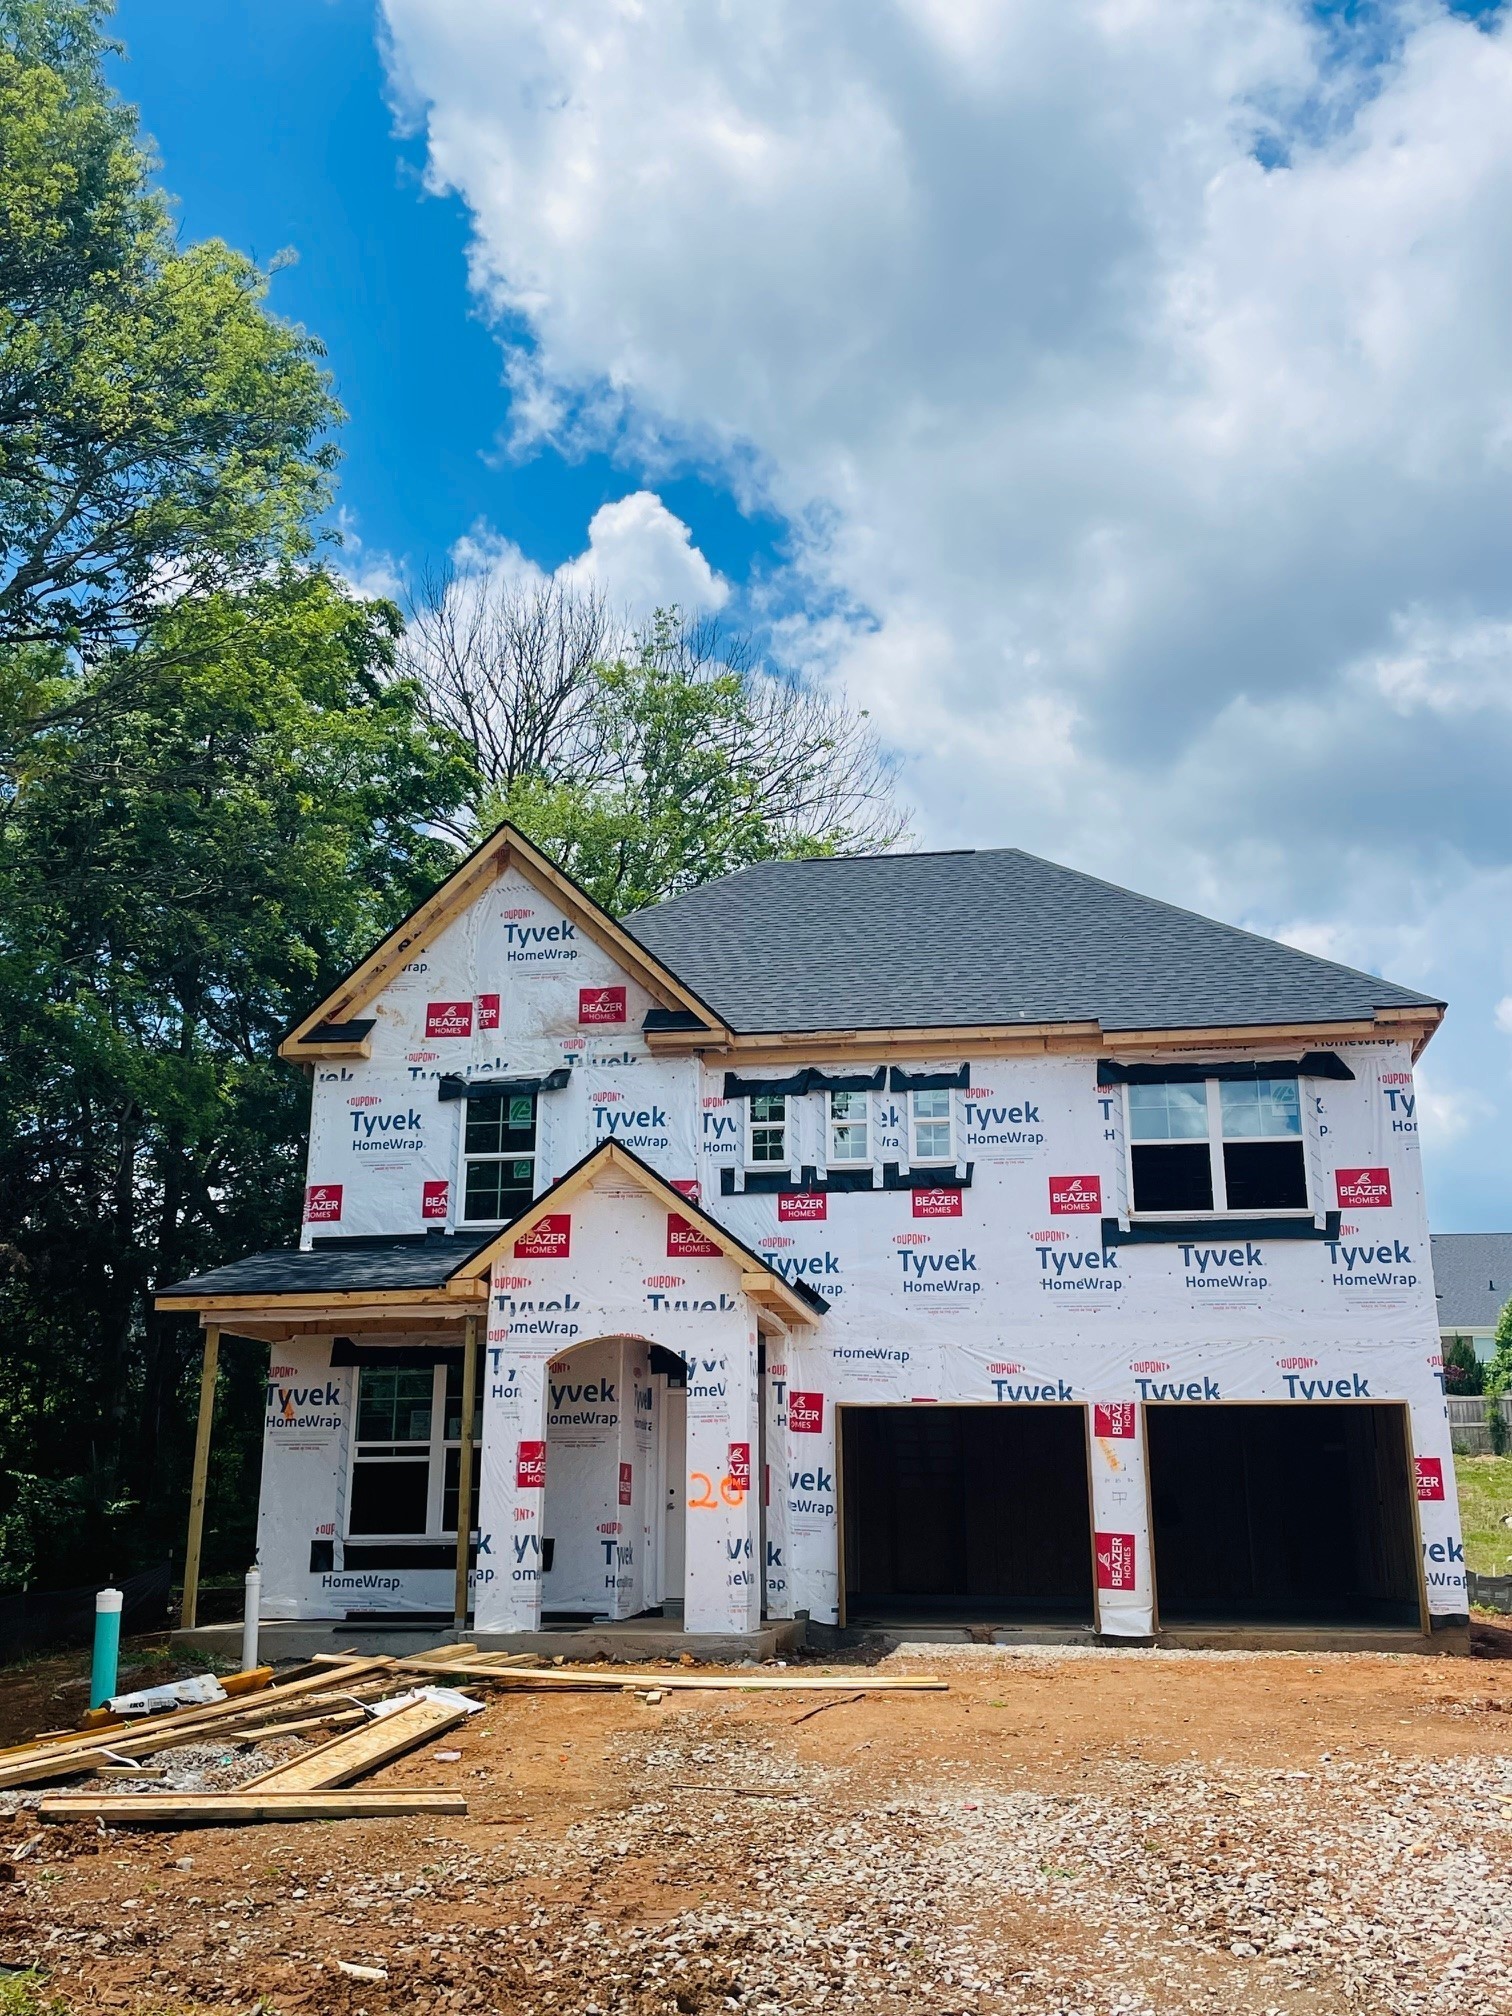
left=1146, top=1403, right=1421, bottom=1627
left=841, top=1406, right=1093, bottom=1624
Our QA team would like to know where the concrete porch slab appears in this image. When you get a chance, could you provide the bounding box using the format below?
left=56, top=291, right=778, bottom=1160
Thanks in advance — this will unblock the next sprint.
left=171, top=1617, right=807, bottom=1666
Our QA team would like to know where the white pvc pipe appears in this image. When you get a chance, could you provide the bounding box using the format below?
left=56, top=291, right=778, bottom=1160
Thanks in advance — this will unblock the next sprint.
left=241, top=1567, right=261, bottom=1672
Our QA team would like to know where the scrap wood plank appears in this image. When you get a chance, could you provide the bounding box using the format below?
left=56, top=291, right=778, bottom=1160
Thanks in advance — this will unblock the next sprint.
left=76, top=1664, right=277, bottom=1732
left=244, top=1694, right=472, bottom=1793
left=0, top=1659, right=395, bottom=1790
left=385, top=1660, right=946, bottom=1692
left=37, top=1790, right=466, bottom=1826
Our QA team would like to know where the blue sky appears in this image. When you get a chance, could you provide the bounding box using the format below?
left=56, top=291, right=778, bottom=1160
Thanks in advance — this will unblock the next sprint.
left=110, top=1, right=1512, bottom=1232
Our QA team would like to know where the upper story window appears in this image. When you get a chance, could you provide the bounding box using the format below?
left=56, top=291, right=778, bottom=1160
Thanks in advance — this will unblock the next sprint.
left=827, top=1089, right=870, bottom=1164
left=461, top=1090, right=537, bottom=1224
left=1125, top=1076, right=1307, bottom=1216
left=746, top=1093, right=789, bottom=1166
left=909, top=1088, right=954, bottom=1164
left=348, top=1360, right=482, bottom=1539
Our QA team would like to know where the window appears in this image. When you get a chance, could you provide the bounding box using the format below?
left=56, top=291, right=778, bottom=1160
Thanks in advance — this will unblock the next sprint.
left=747, top=1093, right=789, bottom=1166
left=461, top=1090, right=537, bottom=1224
left=1126, top=1076, right=1308, bottom=1216
left=828, top=1089, right=870, bottom=1163
left=349, top=1360, right=482, bottom=1539
left=909, top=1088, right=954, bottom=1164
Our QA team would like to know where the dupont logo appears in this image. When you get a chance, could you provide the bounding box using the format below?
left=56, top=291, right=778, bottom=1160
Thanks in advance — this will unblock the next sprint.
left=789, top=1391, right=824, bottom=1434
left=728, top=1442, right=751, bottom=1494
left=618, top=1461, right=633, bottom=1507
left=759, top=1235, right=796, bottom=1250
left=913, top=1188, right=963, bottom=1219
left=1093, top=1402, right=1136, bottom=1440
left=1029, top=1228, right=1070, bottom=1244
left=1415, top=1457, right=1446, bottom=1502
left=667, top=1212, right=721, bottom=1258
left=579, top=985, right=627, bottom=1025
left=1049, top=1175, right=1102, bottom=1215
left=893, top=1231, right=929, bottom=1246
left=779, top=1192, right=828, bottom=1222
left=426, top=1000, right=473, bottom=1039
left=671, top=1178, right=701, bottom=1201
left=305, top=1183, right=342, bottom=1223
left=514, top=1213, right=571, bottom=1260
left=643, top=1274, right=684, bottom=1289
left=1276, top=1356, right=1318, bottom=1371
left=1096, top=1531, right=1137, bottom=1591
left=477, top=992, right=501, bottom=1031
left=500, top=906, right=535, bottom=920
left=1130, top=1359, right=1169, bottom=1374
left=516, top=1440, right=546, bottom=1489
left=421, top=1179, right=449, bottom=1222
left=1336, top=1166, right=1391, bottom=1209
left=406, top=1050, right=441, bottom=1064
left=347, top=1093, right=381, bottom=1107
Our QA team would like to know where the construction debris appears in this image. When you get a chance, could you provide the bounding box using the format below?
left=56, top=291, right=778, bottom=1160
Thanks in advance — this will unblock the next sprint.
left=36, top=1790, right=466, bottom=1826
left=244, top=1689, right=479, bottom=1794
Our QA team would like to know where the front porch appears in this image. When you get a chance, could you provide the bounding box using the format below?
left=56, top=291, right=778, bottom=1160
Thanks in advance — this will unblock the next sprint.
left=170, top=1615, right=807, bottom=1663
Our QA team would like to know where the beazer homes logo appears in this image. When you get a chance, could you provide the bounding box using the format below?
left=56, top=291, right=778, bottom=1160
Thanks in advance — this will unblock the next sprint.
left=667, top=1213, right=721, bottom=1258
left=1049, top=1174, right=1102, bottom=1215
left=779, top=1192, right=827, bottom=1222
left=789, top=1391, right=824, bottom=1434
left=305, top=1183, right=342, bottom=1222
left=913, top=1188, right=962, bottom=1218
left=426, top=1000, right=473, bottom=1039
left=514, top=1213, right=571, bottom=1259
left=422, top=1179, right=449, bottom=1221
left=1414, top=1457, right=1446, bottom=1502
left=477, top=993, right=500, bottom=1030
left=579, top=985, right=626, bottom=1024
left=728, top=1442, right=751, bottom=1492
left=516, top=1440, right=546, bottom=1489
left=1095, top=1531, right=1136, bottom=1590
left=1093, top=1402, right=1136, bottom=1439
left=1336, top=1166, right=1392, bottom=1209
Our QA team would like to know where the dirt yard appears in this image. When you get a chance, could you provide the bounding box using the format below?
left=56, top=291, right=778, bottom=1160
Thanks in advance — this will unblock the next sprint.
left=1, top=1632, right=1511, bottom=2016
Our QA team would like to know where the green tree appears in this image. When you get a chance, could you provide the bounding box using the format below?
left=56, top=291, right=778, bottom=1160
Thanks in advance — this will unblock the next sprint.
left=0, top=0, right=338, bottom=669
left=0, top=572, right=473, bottom=1588
left=1485, top=1300, right=1512, bottom=1457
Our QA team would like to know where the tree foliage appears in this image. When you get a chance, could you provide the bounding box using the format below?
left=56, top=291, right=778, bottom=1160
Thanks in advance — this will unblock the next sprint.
left=407, top=572, right=909, bottom=912
left=1485, top=1300, right=1512, bottom=1456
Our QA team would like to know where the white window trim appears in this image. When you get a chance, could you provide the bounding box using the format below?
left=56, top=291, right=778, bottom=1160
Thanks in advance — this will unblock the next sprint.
left=344, top=1363, right=479, bottom=1544
left=1122, top=1078, right=1314, bottom=1220
left=826, top=1088, right=872, bottom=1166
left=907, top=1087, right=957, bottom=1167
left=455, top=1092, right=541, bottom=1229
left=744, top=1093, right=792, bottom=1171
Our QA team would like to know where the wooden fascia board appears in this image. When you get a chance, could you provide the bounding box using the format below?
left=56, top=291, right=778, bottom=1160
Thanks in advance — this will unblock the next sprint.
left=288, top=1036, right=374, bottom=1064
left=155, top=1284, right=488, bottom=1315
left=278, top=825, right=727, bottom=1062
left=453, top=1141, right=819, bottom=1326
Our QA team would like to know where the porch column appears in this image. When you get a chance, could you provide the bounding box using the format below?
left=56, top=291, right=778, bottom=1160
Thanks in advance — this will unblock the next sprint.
left=1087, top=1400, right=1154, bottom=1638
left=683, top=1328, right=762, bottom=1636
left=181, top=1323, right=221, bottom=1632
left=452, top=1312, right=480, bottom=1630
left=472, top=1319, right=553, bottom=1635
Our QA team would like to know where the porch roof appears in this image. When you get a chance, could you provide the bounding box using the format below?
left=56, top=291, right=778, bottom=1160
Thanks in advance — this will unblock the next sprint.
left=157, top=1231, right=492, bottom=1302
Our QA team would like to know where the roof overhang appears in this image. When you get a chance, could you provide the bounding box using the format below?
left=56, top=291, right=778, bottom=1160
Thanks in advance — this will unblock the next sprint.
left=278, top=823, right=731, bottom=1061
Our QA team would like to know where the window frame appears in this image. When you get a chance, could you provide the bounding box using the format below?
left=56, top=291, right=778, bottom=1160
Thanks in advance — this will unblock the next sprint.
left=346, top=1360, right=483, bottom=1544
left=745, top=1092, right=791, bottom=1170
left=826, top=1088, right=872, bottom=1166
left=1122, top=1076, right=1312, bottom=1220
left=907, top=1087, right=956, bottom=1167
left=456, top=1087, right=540, bottom=1228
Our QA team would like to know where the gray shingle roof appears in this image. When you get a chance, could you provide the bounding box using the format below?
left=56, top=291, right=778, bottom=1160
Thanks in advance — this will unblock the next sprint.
left=1430, top=1233, right=1512, bottom=1331
left=159, top=1232, right=492, bottom=1300
left=626, top=849, right=1442, bottom=1036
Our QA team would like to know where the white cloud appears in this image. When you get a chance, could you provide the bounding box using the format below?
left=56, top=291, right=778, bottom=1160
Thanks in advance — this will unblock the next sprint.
left=452, top=491, right=727, bottom=622
left=1495, top=996, right=1512, bottom=1036
left=380, top=0, right=1512, bottom=1225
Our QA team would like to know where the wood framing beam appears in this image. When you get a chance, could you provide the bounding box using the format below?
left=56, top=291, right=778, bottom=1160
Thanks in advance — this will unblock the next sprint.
left=454, top=1312, right=479, bottom=1630
left=157, top=1284, right=489, bottom=1316
left=181, top=1325, right=220, bottom=1633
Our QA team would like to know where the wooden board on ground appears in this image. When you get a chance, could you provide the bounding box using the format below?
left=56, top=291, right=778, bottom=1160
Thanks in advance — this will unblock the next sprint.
left=385, top=1658, right=946, bottom=1693
left=38, top=1790, right=466, bottom=1826
left=245, top=1694, right=472, bottom=1793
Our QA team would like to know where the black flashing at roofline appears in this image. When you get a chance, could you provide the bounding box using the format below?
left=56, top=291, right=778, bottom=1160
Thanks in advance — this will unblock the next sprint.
left=437, top=1068, right=572, bottom=1102
left=889, top=1064, right=972, bottom=1092
left=1096, top=1052, right=1356, bottom=1087
left=1100, top=1213, right=1342, bottom=1245
left=296, top=1019, right=376, bottom=1045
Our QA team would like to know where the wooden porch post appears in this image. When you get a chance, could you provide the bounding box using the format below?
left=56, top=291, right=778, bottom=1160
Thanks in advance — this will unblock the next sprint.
left=181, top=1322, right=221, bottom=1632
left=453, top=1312, right=480, bottom=1631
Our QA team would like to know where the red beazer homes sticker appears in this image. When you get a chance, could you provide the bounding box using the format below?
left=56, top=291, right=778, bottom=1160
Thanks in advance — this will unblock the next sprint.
left=421, top=1179, right=449, bottom=1222
left=671, top=1178, right=701, bottom=1201
left=779, top=1192, right=827, bottom=1222
left=667, top=1212, right=721, bottom=1258
left=514, top=1213, right=571, bottom=1259
left=618, top=1461, right=633, bottom=1507
left=789, top=1391, right=824, bottom=1434
left=1336, top=1166, right=1392, bottom=1209
left=579, top=985, right=627, bottom=1025
left=913, top=1187, right=963, bottom=1218
left=516, top=1441, right=547, bottom=1489
left=305, top=1183, right=343, bottom=1223
left=1414, top=1457, right=1446, bottom=1502
left=1049, top=1175, right=1102, bottom=1215
left=1093, top=1402, right=1136, bottom=1440
left=426, top=1000, right=473, bottom=1039
left=477, top=993, right=500, bottom=1030
left=1095, top=1531, right=1137, bottom=1590
left=728, top=1443, right=751, bottom=1493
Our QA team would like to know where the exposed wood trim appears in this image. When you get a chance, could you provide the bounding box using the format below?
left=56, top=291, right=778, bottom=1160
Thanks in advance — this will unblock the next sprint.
left=181, top=1325, right=220, bottom=1633
left=38, top=1791, right=468, bottom=1825
left=454, top=1312, right=479, bottom=1630
left=156, top=1284, right=489, bottom=1315
left=277, top=823, right=728, bottom=1060
left=451, top=1140, right=819, bottom=1327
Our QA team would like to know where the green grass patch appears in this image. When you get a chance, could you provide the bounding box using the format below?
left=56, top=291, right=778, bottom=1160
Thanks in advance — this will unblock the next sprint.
left=1454, top=1453, right=1512, bottom=1576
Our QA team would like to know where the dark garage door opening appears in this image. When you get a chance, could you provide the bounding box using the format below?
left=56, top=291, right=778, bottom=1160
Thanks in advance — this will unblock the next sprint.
left=841, top=1406, right=1093, bottom=1624
left=1146, top=1403, right=1421, bottom=1628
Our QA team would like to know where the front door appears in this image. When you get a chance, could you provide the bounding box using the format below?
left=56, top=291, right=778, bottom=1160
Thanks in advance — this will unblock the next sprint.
left=659, top=1384, right=687, bottom=1607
